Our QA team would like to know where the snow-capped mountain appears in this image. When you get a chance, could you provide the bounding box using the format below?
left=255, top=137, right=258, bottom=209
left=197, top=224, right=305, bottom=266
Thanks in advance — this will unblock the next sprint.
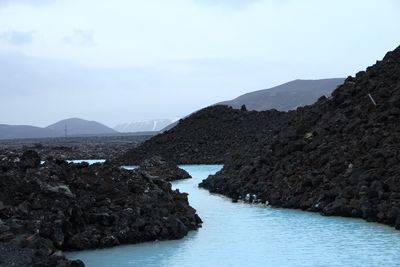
left=114, top=118, right=179, bottom=133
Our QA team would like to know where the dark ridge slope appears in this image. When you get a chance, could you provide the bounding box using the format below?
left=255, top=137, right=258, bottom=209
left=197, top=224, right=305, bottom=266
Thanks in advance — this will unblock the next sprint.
left=160, top=78, right=344, bottom=133
left=119, top=105, right=287, bottom=164
left=200, top=45, right=400, bottom=229
left=218, top=78, right=345, bottom=111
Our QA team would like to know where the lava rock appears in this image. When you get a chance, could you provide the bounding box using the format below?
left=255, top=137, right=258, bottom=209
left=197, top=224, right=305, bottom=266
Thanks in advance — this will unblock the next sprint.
left=138, top=156, right=191, bottom=181
left=0, top=151, right=202, bottom=265
left=199, top=45, right=400, bottom=229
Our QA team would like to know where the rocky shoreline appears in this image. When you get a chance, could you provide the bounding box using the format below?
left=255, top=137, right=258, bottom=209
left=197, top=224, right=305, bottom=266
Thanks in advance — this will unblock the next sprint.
left=200, top=45, right=400, bottom=229
left=120, top=45, right=400, bottom=231
left=0, top=151, right=200, bottom=266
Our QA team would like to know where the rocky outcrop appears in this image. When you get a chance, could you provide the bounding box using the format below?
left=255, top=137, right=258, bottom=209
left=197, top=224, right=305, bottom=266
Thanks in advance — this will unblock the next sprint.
left=0, top=150, right=201, bottom=266
left=119, top=106, right=286, bottom=164
left=200, top=45, right=400, bottom=229
left=138, top=156, right=191, bottom=181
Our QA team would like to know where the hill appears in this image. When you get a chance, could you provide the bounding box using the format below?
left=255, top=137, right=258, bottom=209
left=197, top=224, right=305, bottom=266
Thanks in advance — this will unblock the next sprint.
left=200, top=45, right=400, bottom=229
left=0, top=118, right=118, bottom=140
left=218, top=78, right=345, bottom=111
left=160, top=78, right=345, bottom=132
left=119, top=78, right=345, bottom=164
left=0, top=124, right=59, bottom=139
left=120, top=45, right=400, bottom=230
left=118, top=105, right=286, bottom=164
left=46, top=118, right=117, bottom=136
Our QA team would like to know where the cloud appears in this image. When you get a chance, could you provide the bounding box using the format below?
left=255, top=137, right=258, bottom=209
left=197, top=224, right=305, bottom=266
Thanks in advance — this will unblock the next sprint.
left=62, top=30, right=95, bottom=46
left=0, top=30, right=35, bottom=45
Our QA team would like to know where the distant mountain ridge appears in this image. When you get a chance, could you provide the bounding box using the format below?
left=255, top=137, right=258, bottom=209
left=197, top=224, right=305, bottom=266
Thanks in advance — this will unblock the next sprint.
left=0, top=124, right=60, bottom=140
left=0, top=118, right=117, bottom=140
left=1, top=79, right=344, bottom=140
left=47, top=118, right=117, bottom=136
left=114, top=118, right=179, bottom=133
left=218, top=78, right=345, bottom=111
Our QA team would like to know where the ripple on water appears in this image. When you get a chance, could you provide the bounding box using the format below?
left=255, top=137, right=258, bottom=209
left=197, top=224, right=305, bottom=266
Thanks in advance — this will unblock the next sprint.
left=66, top=164, right=400, bottom=267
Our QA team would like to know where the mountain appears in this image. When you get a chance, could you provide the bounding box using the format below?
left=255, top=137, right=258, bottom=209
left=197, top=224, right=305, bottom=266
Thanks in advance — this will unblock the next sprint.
left=114, top=119, right=178, bottom=133
left=218, top=78, right=345, bottom=111
left=46, top=118, right=117, bottom=136
left=160, top=78, right=345, bottom=133
left=0, top=124, right=59, bottom=140
left=0, top=118, right=118, bottom=140
left=119, top=78, right=346, bottom=164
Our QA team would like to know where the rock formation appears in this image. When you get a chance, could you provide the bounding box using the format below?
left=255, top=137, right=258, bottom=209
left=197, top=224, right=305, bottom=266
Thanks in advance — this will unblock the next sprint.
left=119, top=105, right=286, bottom=164
left=138, top=156, right=191, bottom=181
left=119, top=44, right=400, bottom=230
left=0, top=150, right=201, bottom=266
left=200, top=45, right=400, bottom=229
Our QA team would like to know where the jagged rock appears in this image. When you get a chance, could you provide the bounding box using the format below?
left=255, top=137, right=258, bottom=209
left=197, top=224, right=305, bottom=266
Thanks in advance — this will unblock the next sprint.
left=43, top=184, right=76, bottom=198
left=20, top=150, right=41, bottom=169
left=118, top=105, right=286, bottom=165
left=138, top=156, right=191, bottom=181
left=0, top=151, right=202, bottom=265
left=117, top=44, right=400, bottom=230
left=199, top=45, right=400, bottom=229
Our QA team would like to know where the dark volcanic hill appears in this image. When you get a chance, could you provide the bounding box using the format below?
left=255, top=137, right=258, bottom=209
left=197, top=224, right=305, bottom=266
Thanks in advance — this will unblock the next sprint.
left=46, top=118, right=117, bottom=136
left=160, top=78, right=344, bottom=132
left=120, top=78, right=347, bottom=164
left=218, top=78, right=344, bottom=111
left=118, top=106, right=286, bottom=164
left=121, top=44, right=400, bottom=230
left=200, top=45, right=400, bottom=229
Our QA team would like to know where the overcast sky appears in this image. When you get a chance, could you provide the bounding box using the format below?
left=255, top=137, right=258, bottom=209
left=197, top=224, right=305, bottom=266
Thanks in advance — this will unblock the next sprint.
left=0, top=0, right=399, bottom=127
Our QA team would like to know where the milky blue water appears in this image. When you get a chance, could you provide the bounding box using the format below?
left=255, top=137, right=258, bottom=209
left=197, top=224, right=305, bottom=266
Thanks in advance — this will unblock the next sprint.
left=66, top=165, right=400, bottom=267
left=40, top=160, right=106, bottom=165
left=67, top=159, right=106, bottom=165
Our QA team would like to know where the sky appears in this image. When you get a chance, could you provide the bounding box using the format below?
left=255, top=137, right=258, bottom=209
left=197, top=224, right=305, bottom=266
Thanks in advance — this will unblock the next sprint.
left=0, top=0, right=399, bottom=127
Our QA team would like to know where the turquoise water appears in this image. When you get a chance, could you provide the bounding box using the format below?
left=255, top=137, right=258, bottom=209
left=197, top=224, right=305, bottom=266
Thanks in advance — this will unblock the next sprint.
left=67, top=159, right=106, bottom=165
left=66, top=165, right=400, bottom=267
left=40, top=160, right=106, bottom=165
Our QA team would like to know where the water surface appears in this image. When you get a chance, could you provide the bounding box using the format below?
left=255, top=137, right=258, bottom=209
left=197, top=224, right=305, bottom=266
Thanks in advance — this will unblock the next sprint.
left=67, top=165, right=400, bottom=267
left=67, top=159, right=106, bottom=165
